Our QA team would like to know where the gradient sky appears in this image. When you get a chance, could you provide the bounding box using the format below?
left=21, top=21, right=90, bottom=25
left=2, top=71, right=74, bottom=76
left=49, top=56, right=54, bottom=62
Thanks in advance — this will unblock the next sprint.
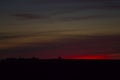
left=0, top=0, right=120, bottom=59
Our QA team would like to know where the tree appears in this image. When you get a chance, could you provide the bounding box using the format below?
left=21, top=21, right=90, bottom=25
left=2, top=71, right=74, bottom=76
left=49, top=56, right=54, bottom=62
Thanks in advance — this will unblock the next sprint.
left=58, top=56, right=62, bottom=60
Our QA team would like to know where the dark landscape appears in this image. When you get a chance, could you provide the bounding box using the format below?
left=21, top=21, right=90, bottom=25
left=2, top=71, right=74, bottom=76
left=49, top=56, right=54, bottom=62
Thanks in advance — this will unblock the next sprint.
left=1, top=58, right=120, bottom=70
left=0, top=0, right=120, bottom=78
left=0, top=58, right=120, bottom=79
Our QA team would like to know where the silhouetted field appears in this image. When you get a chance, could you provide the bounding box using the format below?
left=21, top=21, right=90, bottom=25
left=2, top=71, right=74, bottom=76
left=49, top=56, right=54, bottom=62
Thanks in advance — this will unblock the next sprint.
left=1, top=58, right=120, bottom=64
left=0, top=58, right=120, bottom=79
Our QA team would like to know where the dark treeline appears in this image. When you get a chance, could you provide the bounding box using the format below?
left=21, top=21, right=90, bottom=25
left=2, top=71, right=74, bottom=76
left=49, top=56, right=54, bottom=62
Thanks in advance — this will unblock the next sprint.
left=0, top=57, right=63, bottom=63
left=1, top=57, right=120, bottom=72
left=0, top=57, right=120, bottom=64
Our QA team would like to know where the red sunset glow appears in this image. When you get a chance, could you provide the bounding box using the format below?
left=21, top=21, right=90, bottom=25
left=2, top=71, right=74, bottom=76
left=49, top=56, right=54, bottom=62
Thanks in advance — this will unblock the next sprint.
left=63, top=54, right=120, bottom=59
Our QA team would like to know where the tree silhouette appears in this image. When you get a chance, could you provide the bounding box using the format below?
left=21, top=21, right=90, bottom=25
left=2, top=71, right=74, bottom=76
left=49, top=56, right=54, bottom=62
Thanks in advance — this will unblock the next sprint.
left=58, top=56, right=62, bottom=60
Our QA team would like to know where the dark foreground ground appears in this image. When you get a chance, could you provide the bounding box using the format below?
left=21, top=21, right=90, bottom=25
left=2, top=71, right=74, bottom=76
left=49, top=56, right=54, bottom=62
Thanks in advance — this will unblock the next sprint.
left=0, top=58, right=120, bottom=79
left=1, top=58, right=120, bottom=67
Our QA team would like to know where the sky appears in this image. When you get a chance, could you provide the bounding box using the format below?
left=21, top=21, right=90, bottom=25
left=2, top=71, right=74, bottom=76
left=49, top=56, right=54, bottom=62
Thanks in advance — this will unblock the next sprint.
left=0, top=0, right=120, bottom=59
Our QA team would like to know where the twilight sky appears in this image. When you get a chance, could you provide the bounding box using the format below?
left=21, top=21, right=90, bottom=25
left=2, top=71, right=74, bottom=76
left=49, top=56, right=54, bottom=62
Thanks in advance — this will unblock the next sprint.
left=0, top=0, right=120, bottom=59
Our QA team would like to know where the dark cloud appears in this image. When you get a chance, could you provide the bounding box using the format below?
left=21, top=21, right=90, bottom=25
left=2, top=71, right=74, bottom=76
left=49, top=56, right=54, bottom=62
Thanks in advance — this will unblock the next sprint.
left=0, top=35, right=120, bottom=59
left=0, top=30, right=78, bottom=40
left=29, top=0, right=119, bottom=3
left=0, top=33, right=17, bottom=40
left=12, top=13, right=50, bottom=20
left=52, top=5, right=120, bottom=15
left=59, top=15, right=119, bottom=21
left=0, top=35, right=20, bottom=40
left=0, top=32, right=39, bottom=40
